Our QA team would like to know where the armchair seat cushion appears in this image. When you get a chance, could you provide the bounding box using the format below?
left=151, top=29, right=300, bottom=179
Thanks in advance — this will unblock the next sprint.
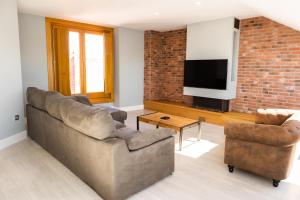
left=115, top=128, right=174, bottom=151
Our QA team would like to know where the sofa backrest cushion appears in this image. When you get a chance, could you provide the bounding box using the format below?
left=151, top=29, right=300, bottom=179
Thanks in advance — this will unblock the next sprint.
left=45, top=91, right=73, bottom=120
left=59, top=99, right=116, bottom=140
left=73, top=95, right=92, bottom=106
left=27, top=87, right=47, bottom=110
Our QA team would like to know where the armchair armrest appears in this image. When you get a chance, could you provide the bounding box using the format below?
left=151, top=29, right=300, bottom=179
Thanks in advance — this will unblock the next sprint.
left=225, top=122, right=299, bottom=147
left=126, top=128, right=175, bottom=151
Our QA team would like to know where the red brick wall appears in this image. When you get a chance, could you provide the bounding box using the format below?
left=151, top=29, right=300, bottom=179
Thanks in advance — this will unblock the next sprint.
left=145, top=17, right=300, bottom=113
left=231, top=17, right=300, bottom=113
left=144, top=29, right=193, bottom=105
left=144, top=31, right=163, bottom=100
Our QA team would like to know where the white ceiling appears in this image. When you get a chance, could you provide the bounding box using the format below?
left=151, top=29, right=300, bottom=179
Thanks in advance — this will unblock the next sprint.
left=240, top=0, right=300, bottom=31
left=17, top=0, right=300, bottom=32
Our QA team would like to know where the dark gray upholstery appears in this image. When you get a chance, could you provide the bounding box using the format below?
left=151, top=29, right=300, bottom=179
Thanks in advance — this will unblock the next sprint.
left=59, top=99, right=116, bottom=140
left=26, top=87, right=47, bottom=110
left=73, top=95, right=93, bottom=106
left=26, top=87, right=127, bottom=124
left=26, top=87, right=175, bottom=200
left=96, top=105, right=127, bottom=124
left=114, top=120, right=126, bottom=129
left=126, top=128, right=174, bottom=150
left=115, top=127, right=174, bottom=151
left=45, top=91, right=72, bottom=120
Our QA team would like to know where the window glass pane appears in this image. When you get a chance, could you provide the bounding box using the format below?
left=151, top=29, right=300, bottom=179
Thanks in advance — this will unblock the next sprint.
left=69, top=31, right=81, bottom=94
left=85, top=33, right=105, bottom=93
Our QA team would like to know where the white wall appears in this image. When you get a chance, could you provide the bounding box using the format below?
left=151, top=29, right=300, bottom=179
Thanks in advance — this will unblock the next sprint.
left=19, top=13, right=48, bottom=101
left=185, top=17, right=240, bottom=100
left=114, top=27, right=144, bottom=108
left=0, top=0, right=25, bottom=140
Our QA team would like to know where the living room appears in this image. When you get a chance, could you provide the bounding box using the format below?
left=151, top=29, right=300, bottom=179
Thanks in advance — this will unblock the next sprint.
left=1, top=0, right=300, bottom=199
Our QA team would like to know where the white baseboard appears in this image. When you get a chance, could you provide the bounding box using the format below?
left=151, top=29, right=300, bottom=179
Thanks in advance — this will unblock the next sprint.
left=0, top=131, right=27, bottom=150
left=119, top=105, right=144, bottom=112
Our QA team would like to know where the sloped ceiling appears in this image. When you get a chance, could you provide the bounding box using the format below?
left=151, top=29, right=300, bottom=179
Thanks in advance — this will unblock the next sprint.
left=17, top=0, right=300, bottom=31
left=241, top=0, right=300, bottom=31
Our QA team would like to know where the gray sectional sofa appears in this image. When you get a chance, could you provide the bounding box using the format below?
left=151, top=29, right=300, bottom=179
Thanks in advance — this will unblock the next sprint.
left=26, top=87, right=175, bottom=200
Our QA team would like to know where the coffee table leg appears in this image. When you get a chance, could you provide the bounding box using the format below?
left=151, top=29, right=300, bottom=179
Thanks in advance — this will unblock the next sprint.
left=197, top=122, right=202, bottom=141
left=137, top=117, right=139, bottom=131
left=179, top=128, right=183, bottom=151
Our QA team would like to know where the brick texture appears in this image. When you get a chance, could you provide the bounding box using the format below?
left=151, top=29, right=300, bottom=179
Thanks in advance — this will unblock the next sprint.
left=144, top=29, right=193, bottom=105
left=145, top=17, right=300, bottom=113
left=144, top=31, right=163, bottom=100
left=231, top=17, right=300, bottom=113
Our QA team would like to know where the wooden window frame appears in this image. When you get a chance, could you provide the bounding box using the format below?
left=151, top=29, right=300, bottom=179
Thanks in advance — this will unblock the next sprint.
left=45, top=17, right=114, bottom=103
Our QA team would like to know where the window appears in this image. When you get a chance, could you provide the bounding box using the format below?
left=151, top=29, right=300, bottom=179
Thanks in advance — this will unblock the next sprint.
left=46, top=18, right=114, bottom=103
left=85, top=33, right=105, bottom=93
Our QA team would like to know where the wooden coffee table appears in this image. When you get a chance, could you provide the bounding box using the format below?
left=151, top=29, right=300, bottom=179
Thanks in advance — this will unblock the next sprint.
left=137, top=112, right=205, bottom=151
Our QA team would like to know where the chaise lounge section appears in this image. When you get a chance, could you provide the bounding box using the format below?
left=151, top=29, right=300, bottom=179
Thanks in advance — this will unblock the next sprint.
left=26, top=87, right=175, bottom=200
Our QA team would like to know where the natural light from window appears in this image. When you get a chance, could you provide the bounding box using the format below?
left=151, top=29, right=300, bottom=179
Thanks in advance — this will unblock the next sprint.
left=175, top=137, right=218, bottom=159
left=85, top=33, right=105, bottom=93
left=69, top=31, right=81, bottom=94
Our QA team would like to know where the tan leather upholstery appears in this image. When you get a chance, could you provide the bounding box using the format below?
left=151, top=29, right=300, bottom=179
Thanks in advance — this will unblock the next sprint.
left=255, top=108, right=297, bottom=125
left=224, top=109, right=300, bottom=181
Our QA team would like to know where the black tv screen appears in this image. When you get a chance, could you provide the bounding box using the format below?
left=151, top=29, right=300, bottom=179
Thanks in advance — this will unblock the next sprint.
left=184, top=59, right=228, bottom=90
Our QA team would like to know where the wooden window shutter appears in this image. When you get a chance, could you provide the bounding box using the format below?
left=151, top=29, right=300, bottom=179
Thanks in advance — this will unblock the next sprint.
left=104, top=31, right=114, bottom=98
left=46, top=18, right=114, bottom=103
left=53, top=27, right=71, bottom=96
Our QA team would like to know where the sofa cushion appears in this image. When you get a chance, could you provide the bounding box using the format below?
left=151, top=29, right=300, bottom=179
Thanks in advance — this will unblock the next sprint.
left=116, top=128, right=173, bottom=151
left=115, top=127, right=138, bottom=139
left=95, top=105, right=127, bottom=123
left=45, top=92, right=72, bottom=120
left=60, top=99, right=116, bottom=140
left=73, top=95, right=92, bottom=106
left=114, top=120, right=126, bottom=129
left=26, top=87, right=47, bottom=110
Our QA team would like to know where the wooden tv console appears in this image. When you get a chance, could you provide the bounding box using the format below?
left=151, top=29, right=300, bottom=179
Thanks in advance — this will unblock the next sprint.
left=144, top=100, right=255, bottom=126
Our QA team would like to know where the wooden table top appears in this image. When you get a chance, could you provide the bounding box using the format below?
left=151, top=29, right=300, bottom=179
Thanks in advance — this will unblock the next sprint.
left=138, top=112, right=204, bottom=131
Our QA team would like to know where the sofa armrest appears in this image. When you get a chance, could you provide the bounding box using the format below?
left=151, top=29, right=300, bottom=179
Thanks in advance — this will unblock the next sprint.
left=255, top=109, right=297, bottom=125
left=225, top=122, right=299, bottom=147
left=126, top=128, right=175, bottom=151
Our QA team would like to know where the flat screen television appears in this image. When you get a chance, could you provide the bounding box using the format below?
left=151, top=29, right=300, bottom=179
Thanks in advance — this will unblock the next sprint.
left=184, top=59, right=228, bottom=90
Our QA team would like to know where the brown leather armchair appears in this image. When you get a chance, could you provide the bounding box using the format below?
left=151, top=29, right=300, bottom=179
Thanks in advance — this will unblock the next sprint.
left=224, top=109, right=300, bottom=187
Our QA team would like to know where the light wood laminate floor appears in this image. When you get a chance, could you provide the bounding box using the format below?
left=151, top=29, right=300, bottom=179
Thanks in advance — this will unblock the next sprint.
left=1, top=109, right=300, bottom=200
